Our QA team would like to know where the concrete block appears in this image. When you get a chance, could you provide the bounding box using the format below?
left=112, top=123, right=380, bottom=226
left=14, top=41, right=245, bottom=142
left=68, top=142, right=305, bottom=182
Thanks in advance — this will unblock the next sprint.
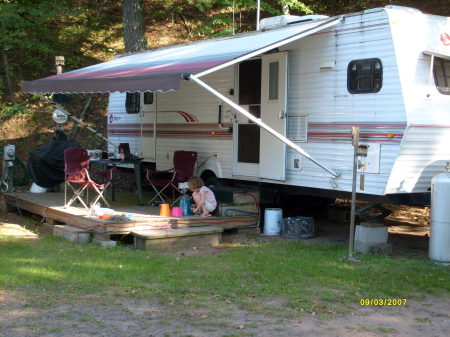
left=355, top=224, right=388, bottom=243
left=46, top=217, right=64, bottom=226
left=233, top=190, right=260, bottom=204
left=354, top=240, right=379, bottom=254
left=0, top=200, right=14, bottom=213
left=53, top=225, right=91, bottom=243
left=132, top=226, right=223, bottom=251
left=370, top=243, right=393, bottom=255
left=218, top=203, right=258, bottom=217
left=92, top=238, right=117, bottom=247
left=78, top=233, right=92, bottom=244
left=327, top=204, right=350, bottom=222
left=42, top=222, right=54, bottom=231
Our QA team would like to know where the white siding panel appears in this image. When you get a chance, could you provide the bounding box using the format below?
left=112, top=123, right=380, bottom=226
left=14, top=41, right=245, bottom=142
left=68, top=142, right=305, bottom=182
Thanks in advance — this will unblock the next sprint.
left=154, top=66, right=234, bottom=179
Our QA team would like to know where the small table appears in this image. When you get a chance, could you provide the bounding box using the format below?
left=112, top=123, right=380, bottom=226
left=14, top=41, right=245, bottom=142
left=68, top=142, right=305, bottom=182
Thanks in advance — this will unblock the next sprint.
left=90, top=158, right=144, bottom=205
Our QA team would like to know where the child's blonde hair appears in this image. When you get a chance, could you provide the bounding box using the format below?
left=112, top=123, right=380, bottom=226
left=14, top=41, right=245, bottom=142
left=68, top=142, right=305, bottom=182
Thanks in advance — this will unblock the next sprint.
left=188, top=176, right=204, bottom=190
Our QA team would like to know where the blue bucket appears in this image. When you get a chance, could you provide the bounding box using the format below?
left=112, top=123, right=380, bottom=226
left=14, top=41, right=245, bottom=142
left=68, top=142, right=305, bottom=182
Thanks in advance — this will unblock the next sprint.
left=179, top=198, right=193, bottom=216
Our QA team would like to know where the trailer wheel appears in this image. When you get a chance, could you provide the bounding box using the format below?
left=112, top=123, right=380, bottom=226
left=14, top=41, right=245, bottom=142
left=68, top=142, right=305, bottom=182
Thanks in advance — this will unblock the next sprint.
left=203, top=175, right=228, bottom=188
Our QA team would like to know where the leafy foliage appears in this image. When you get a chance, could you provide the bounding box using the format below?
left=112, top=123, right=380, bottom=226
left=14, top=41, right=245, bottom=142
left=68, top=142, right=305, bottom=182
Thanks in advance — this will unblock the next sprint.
left=1, top=0, right=449, bottom=116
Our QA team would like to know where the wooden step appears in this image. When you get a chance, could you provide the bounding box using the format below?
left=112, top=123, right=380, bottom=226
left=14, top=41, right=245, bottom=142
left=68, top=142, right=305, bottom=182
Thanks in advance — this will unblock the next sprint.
left=131, top=226, right=223, bottom=251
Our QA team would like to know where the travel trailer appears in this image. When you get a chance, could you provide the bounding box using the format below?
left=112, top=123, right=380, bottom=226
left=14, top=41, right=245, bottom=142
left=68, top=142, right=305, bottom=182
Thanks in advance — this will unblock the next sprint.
left=22, top=6, right=450, bottom=206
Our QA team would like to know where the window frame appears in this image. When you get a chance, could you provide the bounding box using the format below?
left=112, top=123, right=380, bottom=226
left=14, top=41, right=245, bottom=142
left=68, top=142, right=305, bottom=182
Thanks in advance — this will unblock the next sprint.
left=347, top=58, right=383, bottom=94
left=144, top=92, right=154, bottom=104
left=433, top=56, right=450, bottom=95
left=125, top=92, right=141, bottom=114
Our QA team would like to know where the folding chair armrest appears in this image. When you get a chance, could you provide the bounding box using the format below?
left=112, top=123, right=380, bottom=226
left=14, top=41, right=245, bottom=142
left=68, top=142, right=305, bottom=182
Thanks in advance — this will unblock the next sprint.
left=104, top=166, right=117, bottom=182
left=83, top=168, right=93, bottom=181
left=144, top=167, right=174, bottom=180
left=173, top=169, right=191, bottom=181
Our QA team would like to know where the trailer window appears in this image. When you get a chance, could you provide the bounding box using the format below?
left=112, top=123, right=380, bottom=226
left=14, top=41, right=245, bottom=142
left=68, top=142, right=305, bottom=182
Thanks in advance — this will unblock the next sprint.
left=434, top=57, right=450, bottom=94
left=347, top=59, right=382, bottom=94
left=239, top=59, right=261, bottom=107
left=144, top=92, right=154, bottom=104
left=125, top=92, right=140, bottom=113
left=268, top=61, right=279, bottom=100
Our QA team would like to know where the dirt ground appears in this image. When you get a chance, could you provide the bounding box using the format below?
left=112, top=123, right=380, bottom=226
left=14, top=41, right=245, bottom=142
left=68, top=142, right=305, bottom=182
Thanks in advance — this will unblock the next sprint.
left=1, top=203, right=449, bottom=337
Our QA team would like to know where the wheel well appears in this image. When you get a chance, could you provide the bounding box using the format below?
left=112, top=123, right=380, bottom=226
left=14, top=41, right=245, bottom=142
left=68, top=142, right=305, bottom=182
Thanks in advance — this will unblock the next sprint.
left=200, top=170, right=215, bottom=182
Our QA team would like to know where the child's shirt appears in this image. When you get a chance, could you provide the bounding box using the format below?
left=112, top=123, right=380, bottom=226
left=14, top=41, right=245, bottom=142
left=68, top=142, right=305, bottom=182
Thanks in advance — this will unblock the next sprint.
left=199, top=186, right=217, bottom=207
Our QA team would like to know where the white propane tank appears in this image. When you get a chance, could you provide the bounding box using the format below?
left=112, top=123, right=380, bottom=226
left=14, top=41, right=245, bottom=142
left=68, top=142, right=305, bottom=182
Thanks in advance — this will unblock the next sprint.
left=429, top=163, right=450, bottom=263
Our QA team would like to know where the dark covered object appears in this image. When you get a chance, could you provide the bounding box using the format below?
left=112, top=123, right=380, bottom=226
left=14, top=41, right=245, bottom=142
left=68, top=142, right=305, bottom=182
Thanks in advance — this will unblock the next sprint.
left=28, top=132, right=79, bottom=188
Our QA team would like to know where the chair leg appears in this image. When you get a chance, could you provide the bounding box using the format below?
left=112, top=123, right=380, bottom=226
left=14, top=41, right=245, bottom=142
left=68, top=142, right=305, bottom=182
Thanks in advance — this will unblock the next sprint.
left=89, top=185, right=112, bottom=208
left=169, top=183, right=183, bottom=206
left=146, top=184, right=171, bottom=205
left=65, top=184, right=89, bottom=209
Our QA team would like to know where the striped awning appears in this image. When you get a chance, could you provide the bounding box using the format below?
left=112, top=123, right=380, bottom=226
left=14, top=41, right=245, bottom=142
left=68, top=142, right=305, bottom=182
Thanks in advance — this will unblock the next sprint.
left=21, top=17, right=339, bottom=94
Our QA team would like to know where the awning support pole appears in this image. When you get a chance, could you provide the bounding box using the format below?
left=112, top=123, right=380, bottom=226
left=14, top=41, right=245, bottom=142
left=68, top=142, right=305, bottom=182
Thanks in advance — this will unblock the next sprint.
left=427, top=54, right=434, bottom=97
left=37, top=93, right=118, bottom=148
left=184, top=73, right=340, bottom=178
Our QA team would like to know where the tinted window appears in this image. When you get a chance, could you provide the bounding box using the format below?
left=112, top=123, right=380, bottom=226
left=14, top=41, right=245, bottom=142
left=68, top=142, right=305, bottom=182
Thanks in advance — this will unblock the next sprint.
left=434, top=57, right=450, bottom=94
left=347, top=59, right=382, bottom=94
left=125, top=92, right=140, bottom=113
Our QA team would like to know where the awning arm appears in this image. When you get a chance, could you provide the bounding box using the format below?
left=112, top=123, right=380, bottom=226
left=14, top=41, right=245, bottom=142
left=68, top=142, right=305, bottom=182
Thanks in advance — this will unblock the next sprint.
left=428, top=54, right=434, bottom=97
left=195, top=16, right=342, bottom=79
left=36, top=93, right=118, bottom=148
left=184, top=73, right=340, bottom=178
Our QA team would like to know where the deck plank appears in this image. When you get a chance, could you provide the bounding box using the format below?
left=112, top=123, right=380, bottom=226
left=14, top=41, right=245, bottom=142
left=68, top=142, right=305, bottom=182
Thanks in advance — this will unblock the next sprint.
left=2, top=192, right=258, bottom=237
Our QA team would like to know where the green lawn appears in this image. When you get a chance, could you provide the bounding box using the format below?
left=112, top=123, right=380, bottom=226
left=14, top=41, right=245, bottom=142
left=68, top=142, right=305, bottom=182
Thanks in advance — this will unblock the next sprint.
left=1, top=233, right=448, bottom=318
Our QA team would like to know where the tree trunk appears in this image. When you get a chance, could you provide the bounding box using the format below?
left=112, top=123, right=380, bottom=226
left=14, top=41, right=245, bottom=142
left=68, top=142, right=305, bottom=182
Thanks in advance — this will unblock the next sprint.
left=70, top=94, right=93, bottom=141
left=122, top=0, right=147, bottom=53
left=1, top=22, right=18, bottom=105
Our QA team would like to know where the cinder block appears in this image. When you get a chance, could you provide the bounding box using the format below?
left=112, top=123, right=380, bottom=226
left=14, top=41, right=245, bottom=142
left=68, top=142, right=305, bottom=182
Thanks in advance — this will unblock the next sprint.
left=327, top=204, right=350, bottom=222
left=370, top=243, right=393, bottom=255
left=46, top=217, right=64, bottom=226
left=218, top=203, right=258, bottom=217
left=355, top=224, right=388, bottom=243
left=233, top=191, right=260, bottom=204
left=132, top=226, right=223, bottom=251
left=53, top=225, right=91, bottom=243
left=78, top=233, right=92, bottom=244
left=92, top=238, right=116, bottom=247
left=354, top=240, right=379, bottom=254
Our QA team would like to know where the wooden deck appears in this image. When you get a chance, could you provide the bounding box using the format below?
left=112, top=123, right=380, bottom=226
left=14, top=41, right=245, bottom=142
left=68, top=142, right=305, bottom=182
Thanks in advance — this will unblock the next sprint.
left=1, top=191, right=259, bottom=238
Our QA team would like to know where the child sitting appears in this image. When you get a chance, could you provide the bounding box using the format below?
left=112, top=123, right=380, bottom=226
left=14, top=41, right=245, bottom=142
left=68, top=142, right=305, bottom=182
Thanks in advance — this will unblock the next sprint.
left=187, top=176, right=217, bottom=217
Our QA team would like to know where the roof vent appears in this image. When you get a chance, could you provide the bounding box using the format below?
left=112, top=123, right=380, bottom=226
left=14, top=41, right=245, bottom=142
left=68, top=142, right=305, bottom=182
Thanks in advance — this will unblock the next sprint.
left=260, top=14, right=329, bottom=30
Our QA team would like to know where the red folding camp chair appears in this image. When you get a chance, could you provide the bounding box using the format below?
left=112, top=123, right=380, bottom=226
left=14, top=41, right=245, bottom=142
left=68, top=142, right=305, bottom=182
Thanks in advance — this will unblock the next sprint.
left=144, top=150, right=197, bottom=206
left=64, top=147, right=116, bottom=209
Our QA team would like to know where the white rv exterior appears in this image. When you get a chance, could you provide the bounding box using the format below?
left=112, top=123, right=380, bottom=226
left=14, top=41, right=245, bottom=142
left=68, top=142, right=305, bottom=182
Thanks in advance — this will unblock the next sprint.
left=107, top=6, right=450, bottom=204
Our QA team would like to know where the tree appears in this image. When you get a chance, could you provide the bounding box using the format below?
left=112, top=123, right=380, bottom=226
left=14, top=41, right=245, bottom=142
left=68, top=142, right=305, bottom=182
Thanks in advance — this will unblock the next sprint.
left=122, top=0, right=147, bottom=53
left=0, top=1, right=73, bottom=105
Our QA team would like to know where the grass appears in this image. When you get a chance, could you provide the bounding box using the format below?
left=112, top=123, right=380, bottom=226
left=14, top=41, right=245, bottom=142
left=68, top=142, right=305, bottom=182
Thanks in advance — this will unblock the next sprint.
left=0, top=233, right=449, bottom=320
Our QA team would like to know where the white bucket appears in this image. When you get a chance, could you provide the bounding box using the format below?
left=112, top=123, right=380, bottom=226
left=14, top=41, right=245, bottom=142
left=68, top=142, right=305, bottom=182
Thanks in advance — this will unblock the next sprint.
left=264, top=208, right=283, bottom=235
left=29, top=182, right=48, bottom=193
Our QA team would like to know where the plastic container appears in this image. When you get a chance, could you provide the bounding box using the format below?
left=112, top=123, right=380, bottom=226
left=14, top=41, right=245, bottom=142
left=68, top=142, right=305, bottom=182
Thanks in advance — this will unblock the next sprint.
left=282, top=216, right=314, bottom=239
left=160, top=204, right=171, bottom=217
left=264, top=208, right=282, bottom=235
left=180, top=198, right=193, bottom=216
left=172, top=207, right=183, bottom=217
left=29, top=182, right=47, bottom=193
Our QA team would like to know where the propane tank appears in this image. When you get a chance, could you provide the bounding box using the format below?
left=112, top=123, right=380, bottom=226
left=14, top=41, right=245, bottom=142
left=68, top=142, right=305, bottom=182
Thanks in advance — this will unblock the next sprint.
left=429, top=162, right=450, bottom=263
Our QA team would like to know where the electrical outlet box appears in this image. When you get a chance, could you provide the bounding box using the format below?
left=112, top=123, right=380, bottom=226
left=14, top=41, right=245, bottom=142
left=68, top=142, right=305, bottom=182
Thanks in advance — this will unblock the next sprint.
left=3, top=144, right=15, bottom=160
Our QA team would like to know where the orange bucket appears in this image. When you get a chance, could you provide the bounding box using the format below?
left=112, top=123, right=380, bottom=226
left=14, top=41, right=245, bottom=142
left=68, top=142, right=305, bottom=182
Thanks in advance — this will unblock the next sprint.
left=160, top=203, right=171, bottom=217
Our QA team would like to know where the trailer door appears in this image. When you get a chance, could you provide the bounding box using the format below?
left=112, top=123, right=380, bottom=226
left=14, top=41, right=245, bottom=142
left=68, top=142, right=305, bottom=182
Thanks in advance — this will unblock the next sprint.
left=259, top=51, right=288, bottom=181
